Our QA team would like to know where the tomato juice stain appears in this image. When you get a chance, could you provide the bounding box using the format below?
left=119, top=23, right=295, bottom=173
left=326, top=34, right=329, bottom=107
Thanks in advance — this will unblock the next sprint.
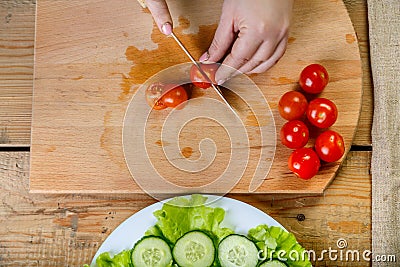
left=155, top=140, right=162, bottom=146
left=288, top=36, right=297, bottom=44
left=246, top=114, right=260, bottom=127
left=120, top=17, right=217, bottom=102
left=345, top=33, right=356, bottom=44
left=155, top=139, right=171, bottom=147
left=72, top=75, right=84, bottom=81
left=181, top=146, right=193, bottom=158
left=99, top=15, right=220, bottom=181
left=271, top=76, right=296, bottom=85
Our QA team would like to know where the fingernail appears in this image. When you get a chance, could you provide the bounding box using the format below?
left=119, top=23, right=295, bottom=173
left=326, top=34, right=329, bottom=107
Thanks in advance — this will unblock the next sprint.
left=161, top=22, right=172, bottom=35
left=199, top=51, right=210, bottom=62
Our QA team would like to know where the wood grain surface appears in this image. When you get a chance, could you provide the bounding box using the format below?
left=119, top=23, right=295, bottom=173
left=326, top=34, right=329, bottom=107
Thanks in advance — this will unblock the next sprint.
left=0, top=0, right=372, bottom=147
left=0, top=1, right=35, bottom=147
left=29, top=0, right=362, bottom=194
left=0, top=0, right=375, bottom=266
left=343, top=0, right=373, bottom=146
left=0, top=151, right=371, bottom=266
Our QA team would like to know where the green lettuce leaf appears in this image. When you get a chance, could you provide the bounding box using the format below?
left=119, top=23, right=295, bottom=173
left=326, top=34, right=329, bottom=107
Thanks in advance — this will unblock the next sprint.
left=248, top=224, right=312, bottom=267
left=95, top=250, right=132, bottom=267
left=146, top=194, right=233, bottom=245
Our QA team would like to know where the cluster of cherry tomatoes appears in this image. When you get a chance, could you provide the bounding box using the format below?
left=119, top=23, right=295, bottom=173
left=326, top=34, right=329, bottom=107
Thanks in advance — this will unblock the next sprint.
left=145, top=63, right=219, bottom=110
left=278, top=64, right=345, bottom=180
left=145, top=63, right=345, bottom=180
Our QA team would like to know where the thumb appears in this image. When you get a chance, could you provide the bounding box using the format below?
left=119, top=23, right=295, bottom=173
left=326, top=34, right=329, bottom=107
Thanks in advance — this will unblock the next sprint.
left=145, top=0, right=173, bottom=35
left=199, top=11, right=235, bottom=63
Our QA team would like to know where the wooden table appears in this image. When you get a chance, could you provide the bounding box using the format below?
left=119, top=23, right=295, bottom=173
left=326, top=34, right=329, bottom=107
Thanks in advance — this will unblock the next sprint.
left=0, top=1, right=373, bottom=266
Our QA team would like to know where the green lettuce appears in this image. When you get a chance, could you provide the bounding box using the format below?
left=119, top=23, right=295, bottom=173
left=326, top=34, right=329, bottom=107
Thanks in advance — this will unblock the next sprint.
left=248, top=224, right=312, bottom=267
left=145, top=194, right=234, bottom=246
left=94, top=250, right=132, bottom=267
left=87, top=195, right=313, bottom=267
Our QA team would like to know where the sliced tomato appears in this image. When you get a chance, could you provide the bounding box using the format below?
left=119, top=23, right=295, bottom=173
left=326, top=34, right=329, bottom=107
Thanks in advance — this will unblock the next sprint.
left=145, top=83, right=188, bottom=110
left=145, top=82, right=168, bottom=110
left=190, top=63, right=218, bottom=89
left=161, top=84, right=188, bottom=108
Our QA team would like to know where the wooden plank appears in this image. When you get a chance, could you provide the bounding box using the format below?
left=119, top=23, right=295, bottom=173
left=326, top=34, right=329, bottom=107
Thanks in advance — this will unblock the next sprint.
left=0, top=0, right=372, bottom=147
left=30, top=0, right=362, bottom=194
left=343, top=0, right=373, bottom=146
left=0, top=1, right=35, bottom=146
left=0, top=150, right=371, bottom=266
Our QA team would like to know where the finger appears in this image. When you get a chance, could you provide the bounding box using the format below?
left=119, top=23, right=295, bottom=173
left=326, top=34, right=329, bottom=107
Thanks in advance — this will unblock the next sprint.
left=248, top=36, right=288, bottom=74
left=145, top=0, right=173, bottom=35
left=199, top=9, right=235, bottom=63
left=215, top=32, right=263, bottom=84
left=236, top=39, right=279, bottom=74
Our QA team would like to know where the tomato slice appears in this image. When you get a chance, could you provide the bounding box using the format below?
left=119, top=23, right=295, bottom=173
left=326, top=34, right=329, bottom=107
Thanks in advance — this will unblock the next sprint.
left=315, top=130, right=345, bottom=162
left=145, top=82, right=168, bottom=110
left=161, top=84, right=188, bottom=108
left=299, top=64, right=329, bottom=94
left=190, top=63, right=218, bottom=89
left=278, top=91, right=308, bottom=121
left=280, top=120, right=309, bottom=149
left=288, top=147, right=320, bottom=180
left=145, top=83, right=188, bottom=110
left=306, top=98, right=338, bottom=128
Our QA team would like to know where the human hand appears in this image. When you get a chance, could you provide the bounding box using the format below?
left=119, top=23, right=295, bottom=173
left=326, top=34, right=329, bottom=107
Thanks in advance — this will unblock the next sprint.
left=145, top=0, right=173, bottom=35
left=199, top=0, right=294, bottom=84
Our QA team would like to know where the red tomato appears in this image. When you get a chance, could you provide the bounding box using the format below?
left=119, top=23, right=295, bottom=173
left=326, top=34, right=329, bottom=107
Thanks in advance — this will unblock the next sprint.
left=190, top=63, right=218, bottom=89
left=145, top=82, right=168, bottom=110
left=161, top=85, right=188, bottom=108
left=278, top=91, right=308, bottom=121
left=145, top=83, right=188, bottom=110
left=306, top=98, right=338, bottom=128
left=315, top=130, right=345, bottom=162
left=280, top=120, right=309, bottom=149
left=288, top=147, right=321, bottom=180
left=299, top=64, right=329, bottom=94
left=152, top=100, right=168, bottom=110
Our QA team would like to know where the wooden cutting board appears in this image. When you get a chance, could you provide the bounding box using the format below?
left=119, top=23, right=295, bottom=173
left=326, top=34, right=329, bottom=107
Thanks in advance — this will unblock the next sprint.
left=30, top=0, right=362, bottom=194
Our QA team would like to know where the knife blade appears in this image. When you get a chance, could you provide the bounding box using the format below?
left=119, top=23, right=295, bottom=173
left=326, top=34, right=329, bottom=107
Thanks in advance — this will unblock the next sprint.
left=170, top=32, right=239, bottom=117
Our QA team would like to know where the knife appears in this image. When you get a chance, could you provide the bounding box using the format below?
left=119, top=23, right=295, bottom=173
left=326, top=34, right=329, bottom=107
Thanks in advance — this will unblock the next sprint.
left=170, top=32, right=239, bottom=117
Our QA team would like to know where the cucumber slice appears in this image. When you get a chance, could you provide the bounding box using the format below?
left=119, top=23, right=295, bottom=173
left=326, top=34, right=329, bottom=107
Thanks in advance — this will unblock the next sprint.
left=218, top=234, right=259, bottom=267
left=131, top=236, right=172, bottom=267
left=259, top=260, right=287, bottom=267
left=172, top=231, right=215, bottom=267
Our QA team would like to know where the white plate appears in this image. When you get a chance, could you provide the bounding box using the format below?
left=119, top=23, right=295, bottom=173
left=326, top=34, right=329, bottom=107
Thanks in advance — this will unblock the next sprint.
left=90, top=195, right=285, bottom=266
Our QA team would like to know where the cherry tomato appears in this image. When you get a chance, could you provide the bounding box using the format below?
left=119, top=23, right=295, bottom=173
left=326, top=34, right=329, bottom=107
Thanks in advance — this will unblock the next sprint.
left=145, top=82, right=168, bottom=110
left=152, top=100, right=168, bottom=110
left=190, top=63, right=218, bottom=89
left=280, top=120, right=309, bottom=149
left=145, top=83, right=188, bottom=110
left=299, top=64, right=329, bottom=94
left=161, top=85, right=188, bottom=108
left=306, top=98, right=338, bottom=128
left=278, top=91, right=308, bottom=121
left=315, top=130, right=345, bottom=162
left=288, top=147, right=321, bottom=180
